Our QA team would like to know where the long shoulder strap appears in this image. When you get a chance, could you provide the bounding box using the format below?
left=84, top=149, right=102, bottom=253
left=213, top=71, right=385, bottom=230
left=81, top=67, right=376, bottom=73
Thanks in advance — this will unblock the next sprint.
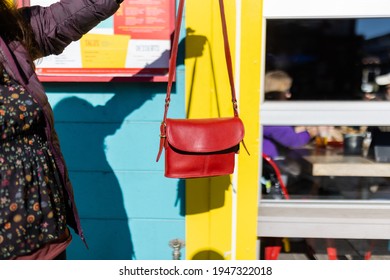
left=163, top=0, right=238, bottom=121
left=157, top=0, right=238, bottom=161
left=218, top=0, right=239, bottom=117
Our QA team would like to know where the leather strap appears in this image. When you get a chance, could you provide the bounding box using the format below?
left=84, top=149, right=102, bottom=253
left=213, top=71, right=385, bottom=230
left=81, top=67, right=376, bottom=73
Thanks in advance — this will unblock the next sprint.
left=157, top=0, right=238, bottom=162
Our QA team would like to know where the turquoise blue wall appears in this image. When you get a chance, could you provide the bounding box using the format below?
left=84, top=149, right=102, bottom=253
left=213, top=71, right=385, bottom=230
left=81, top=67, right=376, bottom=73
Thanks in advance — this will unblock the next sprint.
left=40, top=1, right=187, bottom=260
left=44, top=67, right=185, bottom=260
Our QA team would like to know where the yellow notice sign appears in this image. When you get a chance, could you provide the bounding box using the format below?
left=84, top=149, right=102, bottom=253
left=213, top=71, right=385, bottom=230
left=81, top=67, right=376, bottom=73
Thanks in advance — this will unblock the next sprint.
left=80, top=34, right=130, bottom=68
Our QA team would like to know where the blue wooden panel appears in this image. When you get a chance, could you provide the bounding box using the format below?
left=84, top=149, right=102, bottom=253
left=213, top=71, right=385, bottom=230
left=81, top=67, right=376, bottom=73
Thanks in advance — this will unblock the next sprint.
left=105, top=122, right=164, bottom=170
left=54, top=122, right=163, bottom=171
left=129, top=219, right=186, bottom=260
left=118, top=173, right=185, bottom=218
left=46, top=80, right=185, bottom=123
left=67, top=171, right=130, bottom=219
left=67, top=219, right=185, bottom=260
left=45, top=80, right=185, bottom=260
left=67, top=219, right=135, bottom=260
left=68, top=171, right=184, bottom=219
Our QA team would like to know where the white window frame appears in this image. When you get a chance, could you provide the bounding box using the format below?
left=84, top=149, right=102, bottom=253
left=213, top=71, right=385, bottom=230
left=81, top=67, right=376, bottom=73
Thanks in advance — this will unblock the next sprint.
left=258, top=0, right=390, bottom=240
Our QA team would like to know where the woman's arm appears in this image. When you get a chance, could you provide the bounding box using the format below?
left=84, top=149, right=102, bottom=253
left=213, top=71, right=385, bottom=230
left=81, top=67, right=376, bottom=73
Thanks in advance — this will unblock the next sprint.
left=264, top=126, right=314, bottom=148
left=21, top=0, right=120, bottom=57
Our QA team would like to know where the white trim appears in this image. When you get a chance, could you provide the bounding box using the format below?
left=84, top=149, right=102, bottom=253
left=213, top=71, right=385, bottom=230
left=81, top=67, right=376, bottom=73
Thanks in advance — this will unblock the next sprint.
left=230, top=0, right=242, bottom=261
left=263, top=0, right=390, bottom=18
left=258, top=200, right=390, bottom=239
left=261, top=101, right=390, bottom=126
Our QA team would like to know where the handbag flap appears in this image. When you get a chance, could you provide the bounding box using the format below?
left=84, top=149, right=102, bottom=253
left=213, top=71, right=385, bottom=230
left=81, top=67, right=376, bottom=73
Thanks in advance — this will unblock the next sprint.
left=166, top=117, right=245, bottom=152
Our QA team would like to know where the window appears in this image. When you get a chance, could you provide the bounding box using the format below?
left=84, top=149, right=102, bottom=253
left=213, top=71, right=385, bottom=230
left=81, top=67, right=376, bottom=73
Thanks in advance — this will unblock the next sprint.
left=258, top=0, right=390, bottom=245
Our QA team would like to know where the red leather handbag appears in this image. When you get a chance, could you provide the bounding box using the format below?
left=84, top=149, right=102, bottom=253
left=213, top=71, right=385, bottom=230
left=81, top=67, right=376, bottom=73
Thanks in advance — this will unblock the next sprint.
left=156, top=0, right=248, bottom=178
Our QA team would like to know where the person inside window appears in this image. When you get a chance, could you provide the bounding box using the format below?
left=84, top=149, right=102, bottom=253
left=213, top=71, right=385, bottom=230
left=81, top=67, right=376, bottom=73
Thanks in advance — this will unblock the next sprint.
left=261, top=71, right=318, bottom=199
left=263, top=71, right=318, bottom=159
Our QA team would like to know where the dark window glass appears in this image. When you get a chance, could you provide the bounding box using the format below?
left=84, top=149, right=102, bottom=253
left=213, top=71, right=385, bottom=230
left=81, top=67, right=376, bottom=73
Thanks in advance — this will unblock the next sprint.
left=265, top=18, right=390, bottom=100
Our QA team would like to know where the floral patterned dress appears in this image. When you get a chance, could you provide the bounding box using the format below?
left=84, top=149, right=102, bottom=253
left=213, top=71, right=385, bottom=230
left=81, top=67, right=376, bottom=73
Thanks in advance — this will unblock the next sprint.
left=0, top=69, right=67, bottom=259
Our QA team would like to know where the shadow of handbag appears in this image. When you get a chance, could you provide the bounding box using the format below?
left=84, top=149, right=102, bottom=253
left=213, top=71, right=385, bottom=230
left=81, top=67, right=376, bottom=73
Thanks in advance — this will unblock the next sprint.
left=156, top=0, right=248, bottom=179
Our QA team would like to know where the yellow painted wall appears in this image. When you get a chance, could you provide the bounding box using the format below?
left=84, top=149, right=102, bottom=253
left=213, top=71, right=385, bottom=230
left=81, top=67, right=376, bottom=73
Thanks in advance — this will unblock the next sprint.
left=235, top=0, right=262, bottom=260
left=185, top=0, right=262, bottom=260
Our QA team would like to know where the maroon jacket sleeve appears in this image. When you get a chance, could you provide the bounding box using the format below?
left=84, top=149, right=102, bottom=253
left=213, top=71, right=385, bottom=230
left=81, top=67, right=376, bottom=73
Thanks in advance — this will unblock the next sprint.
left=21, top=0, right=120, bottom=57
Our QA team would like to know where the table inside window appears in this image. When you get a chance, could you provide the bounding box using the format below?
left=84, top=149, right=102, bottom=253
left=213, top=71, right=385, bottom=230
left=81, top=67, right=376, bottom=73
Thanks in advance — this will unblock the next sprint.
left=303, top=154, right=390, bottom=177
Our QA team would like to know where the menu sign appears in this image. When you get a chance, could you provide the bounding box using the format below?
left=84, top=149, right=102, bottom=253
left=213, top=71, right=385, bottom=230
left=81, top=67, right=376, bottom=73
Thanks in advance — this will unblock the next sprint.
left=25, top=0, right=174, bottom=81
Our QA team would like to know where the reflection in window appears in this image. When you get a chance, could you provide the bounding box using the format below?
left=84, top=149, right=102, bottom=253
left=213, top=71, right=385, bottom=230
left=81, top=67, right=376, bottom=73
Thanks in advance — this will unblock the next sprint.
left=261, top=125, right=390, bottom=200
left=265, top=18, right=390, bottom=100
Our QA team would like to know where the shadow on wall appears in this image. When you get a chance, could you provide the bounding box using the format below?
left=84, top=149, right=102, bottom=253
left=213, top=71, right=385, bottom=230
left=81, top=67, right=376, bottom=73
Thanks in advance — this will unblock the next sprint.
left=51, top=82, right=160, bottom=260
left=191, top=250, right=225, bottom=260
left=185, top=176, right=231, bottom=215
left=179, top=28, right=233, bottom=215
left=176, top=180, right=186, bottom=217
